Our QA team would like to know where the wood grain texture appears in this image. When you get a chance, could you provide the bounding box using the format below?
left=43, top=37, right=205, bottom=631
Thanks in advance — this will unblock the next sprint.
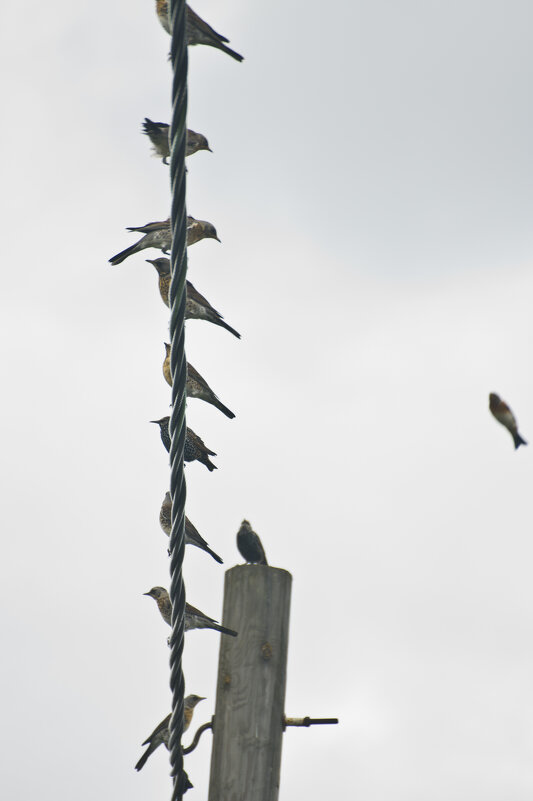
left=208, top=565, right=292, bottom=801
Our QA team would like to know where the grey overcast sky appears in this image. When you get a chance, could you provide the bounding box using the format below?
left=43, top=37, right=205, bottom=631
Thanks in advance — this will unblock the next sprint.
left=2, top=0, right=533, bottom=799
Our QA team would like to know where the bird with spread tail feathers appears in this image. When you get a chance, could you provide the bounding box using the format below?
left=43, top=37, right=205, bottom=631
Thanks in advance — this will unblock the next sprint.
left=134, top=695, right=205, bottom=771
left=237, top=519, right=268, bottom=565
left=489, top=393, right=527, bottom=449
left=159, top=491, right=223, bottom=563
left=144, top=586, right=238, bottom=636
left=156, top=1, right=244, bottom=62
left=142, top=118, right=211, bottom=164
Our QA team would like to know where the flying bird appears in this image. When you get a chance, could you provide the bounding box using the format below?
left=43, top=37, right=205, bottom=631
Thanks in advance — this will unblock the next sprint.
left=142, top=118, right=211, bottom=164
left=237, top=519, right=268, bottom=565
left=489, top=393, right=527, bottom=449
left=155, top=1, right=244, bottom=62
left=134, top=696, right=205, bottom=771
left=159, top=491, right=223, bottom=563
left=144, top=587, right=238, bottom=636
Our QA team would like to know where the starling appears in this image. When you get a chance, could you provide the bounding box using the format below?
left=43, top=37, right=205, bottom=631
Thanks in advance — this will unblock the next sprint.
left=186, top=362, right=235, bottom=419
left=187, top=215, right=220, bottom=246
left=156, top=1, right=244, bottom=62
left=151, top=416, right=171, bottom=452
left=144, top=587, right=238, bottom=636
left=489, top=393, right=527, bottom=449
left=109, top=218, right=171, bottom=265
left=185, top=426, right=217, bottom=471
left=134, top=696, right=205, bottom=771
left=186, top=280, right=241, bottom=338
left=160, top=491, right=223, bottom=563
left=146, top=257, right=171, bottom=307
left=237, top=519, right=268, bottom=565
left=142, top=118, right=211, bottom=164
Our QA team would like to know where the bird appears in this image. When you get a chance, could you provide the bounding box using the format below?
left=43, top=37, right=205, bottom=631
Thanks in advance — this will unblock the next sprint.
left=109, top=219, right=171, bottom=265
left=159, top=491, right=223, bottom=563
left=156, top=1, right=244, bottom=62
left=135, top=696, right=205, bottom=771
left=489, top=393, right=527, bottom=449
left=187, top=215, right=220, bottom=246
left=163, top=342, right=172, bottom=386
left=142, top=118, right=211, bottom=164
left=109, top=215, right=217, bottom=266
left=186, top=279, right=241, bottom=338
left=237, top=519, right=268, bottom=565
left=144, top=587, right=238, bottom=636
left=186, top=362, right=235, bottom=419
left=146, top=257, right=171, bottom=306
left=185, top=426, right=218, bottom=471
left=150, top=417, right=218, bottom=472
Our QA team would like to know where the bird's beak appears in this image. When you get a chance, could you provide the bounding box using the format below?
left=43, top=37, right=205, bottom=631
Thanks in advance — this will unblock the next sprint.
left=143, top=591, right=152, bottom=596
left=146, top=259, right=155, bottom=264
left=207, top=147, right=213, bottom=152
left=149, top=420, right=158, bottom=424
left=215, top=237, right=221, bottom=242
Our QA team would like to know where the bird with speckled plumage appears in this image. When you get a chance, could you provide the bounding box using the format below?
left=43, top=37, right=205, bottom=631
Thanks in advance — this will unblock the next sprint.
left=159, top=491, right=223, bottom=563
left=144, top=587, right=238, bottom=636
left=134, top=696, right=205, bottom=771
left=237, top=519, right=268, bottom=564
left=155, top=1, right=244, bottom=62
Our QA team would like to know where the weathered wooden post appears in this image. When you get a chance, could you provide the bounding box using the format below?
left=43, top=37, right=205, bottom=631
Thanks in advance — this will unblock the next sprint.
left=208, top=565, right=292, bottom=801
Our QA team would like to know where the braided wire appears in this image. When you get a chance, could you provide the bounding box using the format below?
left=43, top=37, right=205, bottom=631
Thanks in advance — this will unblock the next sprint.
left=167, top=0, right=188, bottom=797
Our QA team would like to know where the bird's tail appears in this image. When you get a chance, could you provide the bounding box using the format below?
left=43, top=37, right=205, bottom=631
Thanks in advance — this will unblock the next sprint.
left=513, top=432, right=528, bottom=449
left=217, top=318, right=241, bottom=339
left=200, top=455, right=218, bottom=472
left=214, top=398, right=236, bottom=419
left=218, top=42, right=244, bottom=62
left=135, top=743, right=155, bottom=772
left=205, top=544, right=223, bottom=564
left=210, top=622, right=238, bottom=637
left=109, top=243, right=140, bottom=265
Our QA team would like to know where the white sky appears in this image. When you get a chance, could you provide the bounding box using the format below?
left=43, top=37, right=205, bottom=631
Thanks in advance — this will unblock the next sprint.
left=2, top=1, right=533, bottom=799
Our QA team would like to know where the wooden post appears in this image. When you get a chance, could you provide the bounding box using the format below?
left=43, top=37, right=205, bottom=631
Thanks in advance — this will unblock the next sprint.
left=208, top=565, right=292, bottom=801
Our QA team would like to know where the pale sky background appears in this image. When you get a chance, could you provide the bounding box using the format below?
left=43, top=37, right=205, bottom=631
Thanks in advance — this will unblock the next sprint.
left=2, top=0, right=533, bottom=799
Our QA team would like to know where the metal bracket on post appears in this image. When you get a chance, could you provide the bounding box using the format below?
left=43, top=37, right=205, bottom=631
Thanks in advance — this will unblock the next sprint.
left=283, top=716, right=339, bottom=731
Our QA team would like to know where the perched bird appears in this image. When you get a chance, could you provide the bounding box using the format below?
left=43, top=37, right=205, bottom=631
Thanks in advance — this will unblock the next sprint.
left=489, top=393, right=527, bottom=449
left=237, top=519, right=268, bottom=565
left=144, top=587, right=238, bottom=636
left=151, top=416, right=171, bottom=452
left=185, top=426, right=217, bottom=471
left=186, top=362, right=235, bottom=419
left=109, top=219, right=171, bottom=265
left=156, top=1, right=244, bottom=62
left=147, top=258, right=240, bottom=339
left=159, top=491, right=223, bottom=563
left=187, top=215, right=220, bottom=246
left=142, top=118, right=211, bottom=164
left=186, top=280, right=241, bottom=338
left=146, top=257, right=171, bottom=307
left=163, top=342, right=172, bottom=386
left=135, top=696, right=205, bottom=771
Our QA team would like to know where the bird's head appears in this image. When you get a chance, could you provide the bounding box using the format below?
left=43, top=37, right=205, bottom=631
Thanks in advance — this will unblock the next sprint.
left=146, top=257, right=171, bottom=275
left=164, top=343, right=171, bottom=356
left=150, top=417, right=169, bottom=428
left=185, top=695, right=206, bottom=708
left=143, top=586, right=168, bottom=600
left=202, top=222, right=220, bottom=242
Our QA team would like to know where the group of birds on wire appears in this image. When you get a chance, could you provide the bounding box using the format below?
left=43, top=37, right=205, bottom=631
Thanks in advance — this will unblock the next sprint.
left=107, top=2, right=269, bottom=791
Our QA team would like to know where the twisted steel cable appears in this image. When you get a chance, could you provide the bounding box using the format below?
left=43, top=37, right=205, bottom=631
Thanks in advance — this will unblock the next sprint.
left=168, top=0, right=188, bottom=797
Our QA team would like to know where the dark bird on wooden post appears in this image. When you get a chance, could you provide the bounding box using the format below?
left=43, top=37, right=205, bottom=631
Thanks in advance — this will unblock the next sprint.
left=155, top=1, right=244, bottom=62
left=146, top=257, right=171, bottom=307
left=142, top=118, right=211, bottom=164
left=144, top=587, right=238, bottom=636
left=237, top=519, right=268, bottom=565
left=489, top=393, right=527, bottom=449
left=187, top=362, right=235, bottom=418
left=185, top=426, right=218, bottom=471
left=134, top=696, right=205, bottom=771
left=160, top=491, right=223, bottom=563
left=150, top=417, right=217, bottom=472
left=109, top=218, right=171, bottom=265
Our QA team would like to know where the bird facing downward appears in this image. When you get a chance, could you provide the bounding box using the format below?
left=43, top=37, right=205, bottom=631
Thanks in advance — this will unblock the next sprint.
left=237, top=519, right=268, bottom=565
left=489, top=393, right=527, bottom=449
left=134, top=695, right=205, bottom=771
